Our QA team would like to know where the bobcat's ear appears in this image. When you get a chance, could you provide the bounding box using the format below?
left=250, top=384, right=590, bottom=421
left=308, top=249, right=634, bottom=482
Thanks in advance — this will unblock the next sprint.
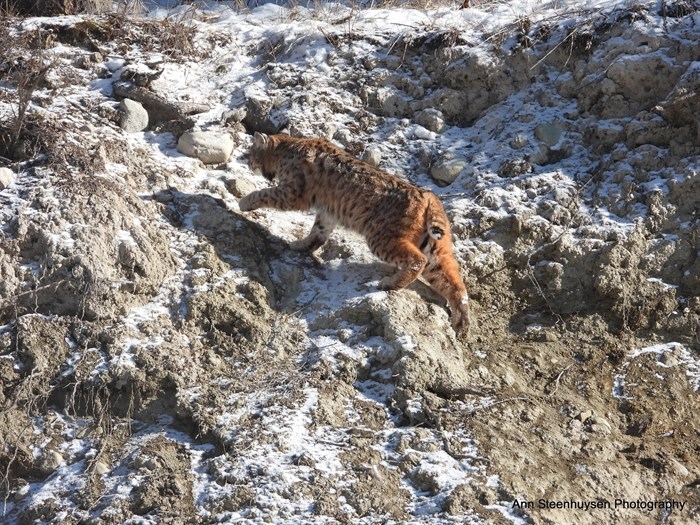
left=253, top=132, right=269, bottom=148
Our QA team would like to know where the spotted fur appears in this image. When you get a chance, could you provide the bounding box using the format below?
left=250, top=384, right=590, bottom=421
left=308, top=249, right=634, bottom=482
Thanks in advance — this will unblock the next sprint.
left=240, top=132, right=470, bottom=336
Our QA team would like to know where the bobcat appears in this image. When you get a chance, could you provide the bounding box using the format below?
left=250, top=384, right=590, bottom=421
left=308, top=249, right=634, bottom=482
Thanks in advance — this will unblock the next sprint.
left=239, top=132, right=470, bottom=337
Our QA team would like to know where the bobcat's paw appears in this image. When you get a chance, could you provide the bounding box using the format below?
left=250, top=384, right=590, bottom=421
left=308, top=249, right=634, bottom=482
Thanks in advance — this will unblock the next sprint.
left=451, top=297, right=471, bottom=341
left=377, top=276, right=398, bottom=291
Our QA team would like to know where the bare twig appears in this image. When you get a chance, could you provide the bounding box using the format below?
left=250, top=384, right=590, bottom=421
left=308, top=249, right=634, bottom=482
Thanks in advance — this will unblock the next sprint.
left=467, top=396, right=532, bottom=415
left=546, top=363, right=573, bottom=396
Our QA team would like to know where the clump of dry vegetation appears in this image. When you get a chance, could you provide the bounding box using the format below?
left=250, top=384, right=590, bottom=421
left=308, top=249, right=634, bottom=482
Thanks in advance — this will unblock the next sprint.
left=0, top=21, right=95, bottom=171
left=0, top=22, right=53, bottom=164
left=0, top=2, right=206, bottom=170
left=0, top=0, right=112, bottom=17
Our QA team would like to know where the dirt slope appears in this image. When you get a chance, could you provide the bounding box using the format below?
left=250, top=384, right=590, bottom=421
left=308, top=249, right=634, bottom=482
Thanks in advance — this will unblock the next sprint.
left=1, top=2, right=699, bottom=524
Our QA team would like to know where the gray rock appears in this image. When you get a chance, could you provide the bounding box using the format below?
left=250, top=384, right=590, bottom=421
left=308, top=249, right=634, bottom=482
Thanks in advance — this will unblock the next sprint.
left=425, top=89, right=471, bottom=126
left=502, top=369, right=516, bottom=386
left=510, top=133, right=528, bottom=149
left=12, top=483, right=30, bottom=501
left=119, top=98, right=149, bottom=133
left=320, top=123, right=337, bottom=140
left=414, top=109, right=447, bottom=133
left=38, top=450, right=64, bottom=475
left=606, top=55, right=681, bottom=108
left=106, top=58, right=126, bottom=72
left=0, top=167, right=16, bottom=189
left=177, top=130, right=234, bottom=164
left=430, top=159, right=466, bottom=185
left=377, top=87, right=412, bottom=117
left=361, top=146, right=382, bottom=167
left=333, top=129, right=354, bottom=148
left=412, top=125, right=437, bottom=141
left=535, top=122, right=562, bottom=146
left=659, top=351, right=679, bottom=367
left=589, top=416, right=612, bottom=435
left=242, top=94, right=288, bottom=134
left=653, top=61, right=700, bottom=129
left=93, top=461, right=110, bottom=476
left=576, top=410, right=594, bottom=422
left=79, top=123, right=98, bottom=133
left=225, top=177, right=257, bottom=198
left=668, top=458, right=689, bottom=478
left=73, top=52, right=103, bottom=69
left=498, top=158, right=532, bottom=178
left=120, top=64, right=163, bottom=87
left=222, top=107, right=247, bottom=125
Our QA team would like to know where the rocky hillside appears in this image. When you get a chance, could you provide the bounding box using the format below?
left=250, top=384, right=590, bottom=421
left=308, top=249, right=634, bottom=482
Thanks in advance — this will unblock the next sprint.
left=1, top=1, right=699, bottom=524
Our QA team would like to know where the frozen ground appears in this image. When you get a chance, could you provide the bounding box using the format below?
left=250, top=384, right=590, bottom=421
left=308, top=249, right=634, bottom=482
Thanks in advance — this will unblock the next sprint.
left=1, top=0, right=699, bottom=523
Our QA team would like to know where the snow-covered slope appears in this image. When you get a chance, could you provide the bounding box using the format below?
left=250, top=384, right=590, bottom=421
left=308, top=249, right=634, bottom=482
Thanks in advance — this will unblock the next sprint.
left=1, top=1, right=699, bottom=523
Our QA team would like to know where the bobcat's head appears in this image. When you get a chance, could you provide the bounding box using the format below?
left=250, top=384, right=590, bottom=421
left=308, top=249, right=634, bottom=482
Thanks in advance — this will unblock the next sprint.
left=248, top=132, right=273, bottom=180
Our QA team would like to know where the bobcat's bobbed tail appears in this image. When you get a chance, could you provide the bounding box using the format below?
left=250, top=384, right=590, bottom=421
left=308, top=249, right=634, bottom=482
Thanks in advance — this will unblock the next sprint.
left=425, top=193, right=451, bottom=242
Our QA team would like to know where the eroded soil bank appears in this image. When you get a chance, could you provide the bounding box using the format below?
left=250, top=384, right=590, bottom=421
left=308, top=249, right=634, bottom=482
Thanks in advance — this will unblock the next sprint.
left=1, top=1, right=699, bottom=524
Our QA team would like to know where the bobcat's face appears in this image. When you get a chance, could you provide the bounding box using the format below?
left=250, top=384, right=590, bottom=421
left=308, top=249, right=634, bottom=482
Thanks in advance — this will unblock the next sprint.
left=248, top=132, right=273, bottom=180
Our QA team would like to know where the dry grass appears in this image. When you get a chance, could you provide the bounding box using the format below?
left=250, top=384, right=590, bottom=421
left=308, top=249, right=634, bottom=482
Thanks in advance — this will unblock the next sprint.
left=1, top=0, right=114, bottom=16
left=0, top=23, right=52, bottom=163
left=0, top=4, right=205, bottom=168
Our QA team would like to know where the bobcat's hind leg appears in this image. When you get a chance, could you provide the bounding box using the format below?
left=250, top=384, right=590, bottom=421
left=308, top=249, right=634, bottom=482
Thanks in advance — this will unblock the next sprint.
left=377, top=241, right=427, bottom=290
left=290, top=213, right=336, bottom=253
left=422, top=247, right=470, bottom=336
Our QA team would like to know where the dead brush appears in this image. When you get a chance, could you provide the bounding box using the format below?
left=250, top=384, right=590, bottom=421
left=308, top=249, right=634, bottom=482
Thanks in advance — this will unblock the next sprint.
left=32, top=11, right=204, bottom=61
left=399, top=26, right=469, bottom=52
left=45, top=119, right=107, bottom=177
left=659, top=0, right=700, bottom=18
left=1, top=0, right=113, bottom=16
left=137, top=15, right=200, bottom=60
left=0, top=0, right=18, bottom=16
left=0, top=26, right=52, bottom=163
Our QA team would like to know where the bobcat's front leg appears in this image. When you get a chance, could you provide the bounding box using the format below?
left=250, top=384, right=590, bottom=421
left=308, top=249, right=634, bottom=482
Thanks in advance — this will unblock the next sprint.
left=239, top=184, right=306, bottom=212
left=290, top=213, right=336, bottom=253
